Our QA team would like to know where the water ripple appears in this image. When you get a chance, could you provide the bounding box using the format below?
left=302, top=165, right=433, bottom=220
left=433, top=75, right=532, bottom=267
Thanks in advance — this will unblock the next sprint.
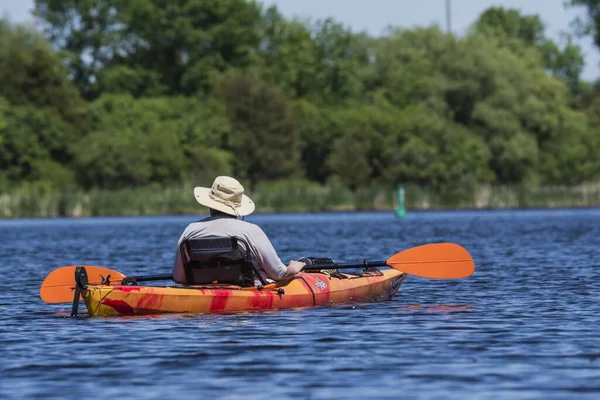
left=2, top=210, right=600, bottom=399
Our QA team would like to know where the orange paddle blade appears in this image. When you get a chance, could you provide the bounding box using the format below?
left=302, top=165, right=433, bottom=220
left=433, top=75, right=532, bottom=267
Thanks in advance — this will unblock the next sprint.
left=386, top=243, right=475, bottom=279
left=40, top=266, right=126, bottom=304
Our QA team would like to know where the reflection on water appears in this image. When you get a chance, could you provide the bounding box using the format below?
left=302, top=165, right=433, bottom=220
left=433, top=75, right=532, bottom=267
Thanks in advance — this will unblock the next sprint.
left=2, top=210, right=600, bottom=399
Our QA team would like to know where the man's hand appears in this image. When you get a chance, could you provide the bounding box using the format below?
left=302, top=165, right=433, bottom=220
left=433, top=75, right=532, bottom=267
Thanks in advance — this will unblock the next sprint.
left=284, top=260, right=306, bottom=278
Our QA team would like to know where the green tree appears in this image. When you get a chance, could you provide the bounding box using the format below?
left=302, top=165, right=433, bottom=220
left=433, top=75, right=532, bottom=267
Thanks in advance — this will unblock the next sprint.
left=0, top=20, right=90, bottom=132
left=473, top=7, right=545, bottom=45
left=370, top=27, right=450, bottom=109
left=258, top=7, right=318, bottom=98
left=219, top=73, right=302, bottom=186
left=0, top=102, right=77, bottom=187
left=473, top=7, right=584, bottom=95
left=74, top=94, right=234, bottom=188
left=568, top=1, right=600, bottom=45
left=293, top=100, right=334, bottom=183
left=380, top=105, right=493, bottom=190
left=0, top=21, right=88, bottom=187
left=311, top=19, right=370, bottom=103
left=33, top=0, right=123, bottom=99
left=327, top=134, right=372, bottom=190
left=369, top=26, right=589, bottom=185
left=34, top=0, right=264, bottom=98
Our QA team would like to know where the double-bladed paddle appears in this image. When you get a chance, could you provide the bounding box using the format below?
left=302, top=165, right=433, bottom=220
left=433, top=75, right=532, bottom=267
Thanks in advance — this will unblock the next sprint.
left=305, top=242, right=474, bottom=279
left=39, top=242, right=475, bottom=304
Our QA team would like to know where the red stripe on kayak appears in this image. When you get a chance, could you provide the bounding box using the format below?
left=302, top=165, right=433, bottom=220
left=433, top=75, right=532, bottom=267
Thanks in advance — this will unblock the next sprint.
left=136, top=293, right=165, bottom=311
left=248, top=291, right=274, bottom=309
left=209, top=290, right=231, bottom=312
left=117, top=286, right=142, bottom=293
left=102, top=299, right=134, bottom=315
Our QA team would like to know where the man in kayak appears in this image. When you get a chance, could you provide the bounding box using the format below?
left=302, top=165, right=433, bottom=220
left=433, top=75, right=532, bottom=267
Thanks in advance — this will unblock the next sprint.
left=172, top=176, right=306, bottom=285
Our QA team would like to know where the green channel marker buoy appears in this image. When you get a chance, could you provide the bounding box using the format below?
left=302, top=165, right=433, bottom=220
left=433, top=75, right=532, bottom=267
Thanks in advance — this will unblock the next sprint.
left=395, top=185, right=406, bottom=218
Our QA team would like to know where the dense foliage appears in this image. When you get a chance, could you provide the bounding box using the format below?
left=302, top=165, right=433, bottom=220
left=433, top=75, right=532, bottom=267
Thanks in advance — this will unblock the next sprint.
left=1, top=1, right=600, bottom=198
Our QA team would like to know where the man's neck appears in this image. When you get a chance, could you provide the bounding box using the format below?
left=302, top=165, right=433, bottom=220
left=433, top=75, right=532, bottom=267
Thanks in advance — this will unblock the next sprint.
left=210, top=210, right=236, bottom=219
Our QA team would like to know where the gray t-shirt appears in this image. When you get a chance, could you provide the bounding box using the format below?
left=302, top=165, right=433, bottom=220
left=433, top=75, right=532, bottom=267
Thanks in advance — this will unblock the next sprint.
left=172, top=216, right=287, bottom=283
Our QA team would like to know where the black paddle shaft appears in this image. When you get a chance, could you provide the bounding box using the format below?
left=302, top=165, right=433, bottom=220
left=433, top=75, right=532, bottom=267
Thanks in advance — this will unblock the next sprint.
left=302, top=260, right=388, bottom=271
left=121, top=273, right=173, bottom=284
left=131, top=274, right=173, bottom=281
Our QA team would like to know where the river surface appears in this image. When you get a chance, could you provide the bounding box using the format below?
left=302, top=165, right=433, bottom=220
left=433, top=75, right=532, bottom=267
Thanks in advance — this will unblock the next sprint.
left=1, top=210, right=599, bottom=399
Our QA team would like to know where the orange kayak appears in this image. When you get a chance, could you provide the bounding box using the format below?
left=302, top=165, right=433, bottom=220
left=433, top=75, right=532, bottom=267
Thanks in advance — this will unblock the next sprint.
left=83, top=269, right=406, bottom=316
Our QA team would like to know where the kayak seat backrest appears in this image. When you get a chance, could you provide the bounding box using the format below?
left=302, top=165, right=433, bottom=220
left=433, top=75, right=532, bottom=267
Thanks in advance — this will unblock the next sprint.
left=179, top=236, right=261, bottom=287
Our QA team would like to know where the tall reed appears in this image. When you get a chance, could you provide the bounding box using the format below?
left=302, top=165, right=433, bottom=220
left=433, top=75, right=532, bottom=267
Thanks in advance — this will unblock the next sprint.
left=1, top=181, right=599, bottom=218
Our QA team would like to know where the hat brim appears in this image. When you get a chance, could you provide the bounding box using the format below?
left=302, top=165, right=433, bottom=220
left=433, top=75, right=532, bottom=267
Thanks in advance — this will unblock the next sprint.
left=193, top=187, right=255, bottom=217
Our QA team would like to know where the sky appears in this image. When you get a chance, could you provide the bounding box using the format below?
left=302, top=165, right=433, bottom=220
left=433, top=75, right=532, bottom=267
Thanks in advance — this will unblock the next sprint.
left=2, top=0, right=599, bottom=81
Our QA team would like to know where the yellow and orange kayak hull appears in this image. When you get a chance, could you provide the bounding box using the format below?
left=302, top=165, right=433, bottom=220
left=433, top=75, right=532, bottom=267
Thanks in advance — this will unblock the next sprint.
left=83, top=270, right=406, bottom=316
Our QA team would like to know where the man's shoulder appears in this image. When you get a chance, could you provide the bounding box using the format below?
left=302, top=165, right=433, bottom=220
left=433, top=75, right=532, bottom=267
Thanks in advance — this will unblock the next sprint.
left=182, top=218, right=208, bottom=230
left=183, top=217, right=264, bottom=236
left=184, top=216, right=210, bottom=226
left=233, top=219, right=263, bottom=232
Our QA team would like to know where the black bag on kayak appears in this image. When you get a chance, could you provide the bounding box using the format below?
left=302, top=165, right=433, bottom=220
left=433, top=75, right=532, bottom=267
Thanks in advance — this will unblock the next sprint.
left=299, top=257, right=347, bottom=279
left=179, top=236, right=265, bottom=287
left=298, top=257, right=335, bottom=266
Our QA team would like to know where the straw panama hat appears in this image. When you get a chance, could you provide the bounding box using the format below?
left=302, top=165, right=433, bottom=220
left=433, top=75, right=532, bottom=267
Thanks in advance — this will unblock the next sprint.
left=194, top=176, right=255, bottom=217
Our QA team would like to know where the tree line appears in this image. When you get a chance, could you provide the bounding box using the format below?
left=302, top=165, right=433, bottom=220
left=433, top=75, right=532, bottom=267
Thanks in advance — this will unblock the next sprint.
left=1, top=0, right=600, bottom=197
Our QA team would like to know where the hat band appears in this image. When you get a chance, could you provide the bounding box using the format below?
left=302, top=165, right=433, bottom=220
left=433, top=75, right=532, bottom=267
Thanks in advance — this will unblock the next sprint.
left=209, top=191, right=241, bottom=216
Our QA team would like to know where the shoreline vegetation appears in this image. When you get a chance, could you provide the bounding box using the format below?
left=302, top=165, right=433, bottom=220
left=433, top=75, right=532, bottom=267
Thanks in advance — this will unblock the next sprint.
left=3, top=2, right=600, bottom=217
left=1, top=180, right=599, bottom=219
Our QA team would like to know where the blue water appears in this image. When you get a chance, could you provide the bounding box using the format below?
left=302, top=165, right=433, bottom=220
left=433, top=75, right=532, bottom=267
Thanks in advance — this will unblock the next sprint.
left=1, top=210, right=600, bottom=399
